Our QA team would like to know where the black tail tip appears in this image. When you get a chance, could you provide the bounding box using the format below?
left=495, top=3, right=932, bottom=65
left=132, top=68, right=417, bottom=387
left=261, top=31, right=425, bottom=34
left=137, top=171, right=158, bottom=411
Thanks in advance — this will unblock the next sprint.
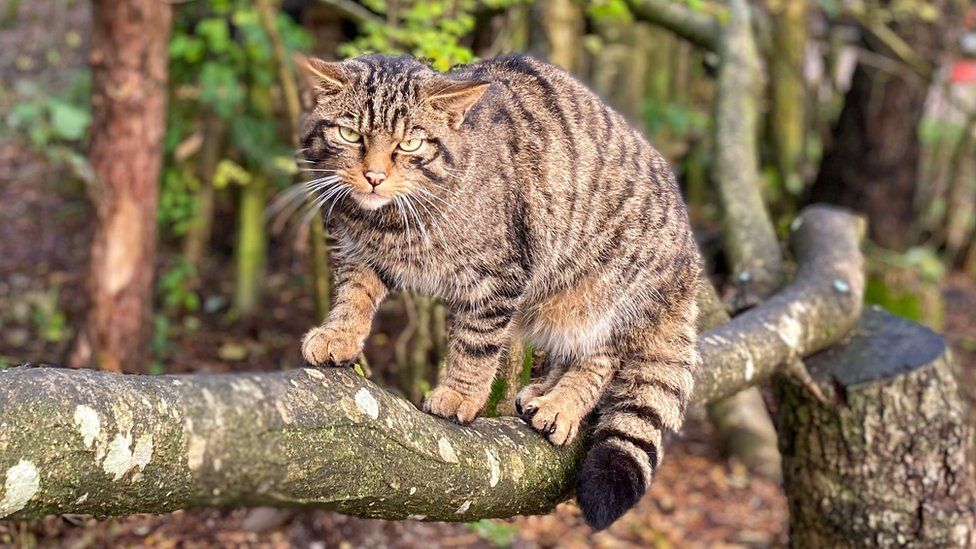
left=576, top=443, right=647, bottom=530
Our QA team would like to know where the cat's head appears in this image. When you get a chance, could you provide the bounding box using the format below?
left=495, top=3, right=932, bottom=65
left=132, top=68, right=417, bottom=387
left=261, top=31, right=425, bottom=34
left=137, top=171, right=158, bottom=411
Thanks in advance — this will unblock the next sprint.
left=298, top=55, right=488, bottom=211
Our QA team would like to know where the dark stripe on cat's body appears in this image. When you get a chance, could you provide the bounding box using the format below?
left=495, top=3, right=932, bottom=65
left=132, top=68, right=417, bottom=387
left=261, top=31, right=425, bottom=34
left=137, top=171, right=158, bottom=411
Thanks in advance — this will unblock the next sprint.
left=455, top=340, right=502, bottom=358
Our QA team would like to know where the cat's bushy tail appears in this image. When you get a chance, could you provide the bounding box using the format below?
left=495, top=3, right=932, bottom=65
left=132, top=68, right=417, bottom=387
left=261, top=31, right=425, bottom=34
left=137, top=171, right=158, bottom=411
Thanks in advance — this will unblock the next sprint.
left=576, top=312, right=699, bottom=530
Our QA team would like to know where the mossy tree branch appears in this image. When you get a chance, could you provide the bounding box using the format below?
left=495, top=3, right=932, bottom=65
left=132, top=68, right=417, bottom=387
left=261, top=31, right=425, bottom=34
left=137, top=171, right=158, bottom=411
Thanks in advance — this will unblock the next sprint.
left=0, top=206, right=862, bottom=522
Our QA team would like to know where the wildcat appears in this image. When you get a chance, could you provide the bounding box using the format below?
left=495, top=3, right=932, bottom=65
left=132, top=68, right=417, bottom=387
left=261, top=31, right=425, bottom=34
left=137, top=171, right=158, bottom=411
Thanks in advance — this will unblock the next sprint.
left=296, top=53, right=701, bottom=530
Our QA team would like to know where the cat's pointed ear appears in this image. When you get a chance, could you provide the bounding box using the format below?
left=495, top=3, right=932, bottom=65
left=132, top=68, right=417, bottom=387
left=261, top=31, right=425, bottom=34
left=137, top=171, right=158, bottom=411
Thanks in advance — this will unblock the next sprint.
left=294, top=54, right=347, bottom=104
left=424, top=79, right=490, bottom=129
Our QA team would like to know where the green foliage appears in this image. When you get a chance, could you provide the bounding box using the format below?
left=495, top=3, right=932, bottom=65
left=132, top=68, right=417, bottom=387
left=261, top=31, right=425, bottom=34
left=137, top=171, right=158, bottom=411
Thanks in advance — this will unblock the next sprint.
left=865, top=276, right=924, bottom=322
left=3, top=71, right=91, bottom=148
left=642, top=99, right=709, bottom=139
left=865, top=246, right=946, bottom=327
left=29, top=287, right=69, bottom=344
left=158, top=0, right=314, bottom=322
left=467, top=519, right=518, bottom=547
left=150, top=314, right=172, bottom=375
left=586, top=0, right=633, bottom=23
left=159, top=167, right=201, bottom=237
left=158, top=259, right=201, bottom=313
left=484, top=376, right=508, bottom=417
left=340, top=0, right=527, bottom=70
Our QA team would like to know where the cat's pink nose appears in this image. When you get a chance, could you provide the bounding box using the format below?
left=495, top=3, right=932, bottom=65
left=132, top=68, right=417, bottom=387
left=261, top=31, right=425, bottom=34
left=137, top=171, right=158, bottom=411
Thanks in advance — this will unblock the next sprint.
left=364, top=170, right=386, bottom=187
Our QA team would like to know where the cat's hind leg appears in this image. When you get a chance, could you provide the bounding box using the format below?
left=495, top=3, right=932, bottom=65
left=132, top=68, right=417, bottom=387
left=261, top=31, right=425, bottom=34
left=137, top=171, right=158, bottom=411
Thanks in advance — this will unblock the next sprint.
left=575, top=303, right=699, bottom=529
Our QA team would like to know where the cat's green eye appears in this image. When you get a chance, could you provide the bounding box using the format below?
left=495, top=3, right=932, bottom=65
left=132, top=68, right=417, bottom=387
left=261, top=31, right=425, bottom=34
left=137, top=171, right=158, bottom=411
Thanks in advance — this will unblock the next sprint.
left=398, top=138, right=424, bottom=152
left=338, top=126, right=361, bottom=143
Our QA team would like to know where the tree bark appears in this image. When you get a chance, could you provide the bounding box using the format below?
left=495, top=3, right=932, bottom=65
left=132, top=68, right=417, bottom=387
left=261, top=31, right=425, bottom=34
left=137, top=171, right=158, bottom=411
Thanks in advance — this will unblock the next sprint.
left=0, top=207, right=865, bottom=522
left=776, top=308, right=976, bottom=547
left=694, top=206, right=865, bottom=404
left=701, top=282, right=781, bottom=479
left=944, top=111, right=976, bottom=262
left=69, top=0, right=172, bottom=373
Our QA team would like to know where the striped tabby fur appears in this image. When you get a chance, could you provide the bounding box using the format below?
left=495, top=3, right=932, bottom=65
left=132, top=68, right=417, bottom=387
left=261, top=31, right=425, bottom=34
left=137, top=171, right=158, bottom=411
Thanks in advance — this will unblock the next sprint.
left=298, top=54, right=701, bottom=529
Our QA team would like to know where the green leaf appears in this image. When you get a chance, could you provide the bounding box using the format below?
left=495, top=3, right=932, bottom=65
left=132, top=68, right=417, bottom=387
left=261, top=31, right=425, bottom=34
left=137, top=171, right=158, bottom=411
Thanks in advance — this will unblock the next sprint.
left=197, top=17, right=232, bottom=54
left=8, top=101, right=44, bottom=128
left=48, top=100, right=90, bottom=141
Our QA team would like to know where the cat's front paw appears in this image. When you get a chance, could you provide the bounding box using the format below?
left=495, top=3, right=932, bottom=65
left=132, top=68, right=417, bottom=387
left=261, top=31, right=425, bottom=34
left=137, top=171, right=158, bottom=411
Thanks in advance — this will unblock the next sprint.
left=423, top=385, right=485, bottom=424
left=519, top=393, right=582, bottom=446
left=301, top=326, right=362, bottom=367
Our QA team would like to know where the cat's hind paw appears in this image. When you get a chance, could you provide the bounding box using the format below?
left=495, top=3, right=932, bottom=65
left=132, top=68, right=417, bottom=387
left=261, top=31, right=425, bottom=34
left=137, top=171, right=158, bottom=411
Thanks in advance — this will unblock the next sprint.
left=514, top=381, right=550, bottom=415
left=519, top=394, right=581, bottom=446
left=423, top=385, right=484, bottom=424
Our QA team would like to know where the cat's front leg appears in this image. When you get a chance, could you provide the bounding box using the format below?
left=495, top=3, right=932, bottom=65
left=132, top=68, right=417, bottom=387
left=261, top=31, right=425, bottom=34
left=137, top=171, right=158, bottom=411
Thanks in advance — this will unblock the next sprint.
left=423, top=296, right=518, bottom=423
left=302, top=261, right=388, bottom=367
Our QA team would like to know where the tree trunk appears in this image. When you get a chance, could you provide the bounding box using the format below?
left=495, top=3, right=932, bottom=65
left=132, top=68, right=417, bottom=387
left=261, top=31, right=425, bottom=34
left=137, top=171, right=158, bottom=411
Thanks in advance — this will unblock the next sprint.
left=257, top=0, right=332, bottom=323
left=701, top=282, right=781, bottom=479
left=70, top=0, right=172, bottom=373
left=234, top=176, right=269, bottom=317
left=809, top=2, right=953, bottom=251
left=945, top=111, right=976, bottom=262
left=589, top=19, right=648, bottom=125
left=767, top=0, right=809, bottom=210
left=530, top=0, right=584, bottom=74
left=181, top=115, right=226, bottom=281
left=706, top=0, right=785, bottom=476
left=776, top=308, right=976, bottom=547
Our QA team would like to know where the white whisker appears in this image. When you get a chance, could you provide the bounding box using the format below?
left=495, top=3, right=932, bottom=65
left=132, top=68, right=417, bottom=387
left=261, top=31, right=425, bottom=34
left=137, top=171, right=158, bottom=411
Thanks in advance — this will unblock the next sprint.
left=402, top=195, right=430, bottom=247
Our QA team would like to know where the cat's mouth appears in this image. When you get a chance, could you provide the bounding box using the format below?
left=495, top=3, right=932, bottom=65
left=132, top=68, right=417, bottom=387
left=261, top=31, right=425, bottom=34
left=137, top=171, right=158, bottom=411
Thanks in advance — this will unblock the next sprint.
left=352, top=190, right=392, bottom=211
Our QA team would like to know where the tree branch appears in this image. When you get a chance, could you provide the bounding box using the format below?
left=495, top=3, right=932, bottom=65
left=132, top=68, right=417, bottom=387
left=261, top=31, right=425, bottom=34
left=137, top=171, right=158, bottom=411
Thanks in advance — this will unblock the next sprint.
left=317, top=0, right=384, bottom=26
left=694, top=206, right=865, bottom=403
left=625, top=0, right=723, bottom=52
left=0, top=206, right=863, bottom=522
left=711, top=0, right=785, bottom=308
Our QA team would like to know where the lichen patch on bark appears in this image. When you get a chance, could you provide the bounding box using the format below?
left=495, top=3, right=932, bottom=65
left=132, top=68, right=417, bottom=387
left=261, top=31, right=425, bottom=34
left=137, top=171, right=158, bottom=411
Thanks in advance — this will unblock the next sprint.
left=103, top=433, right=134, bottom=481
left=0, top=460, right=40, bottom=518
left=437, top=437, right=459, bottom=464
left=132, top=434, right=154, bottom=470
left=486, top=449, right=501, bottom=487
left=354, top=388, right=379, bottom=420
left=275, top=400, right=295, bottom=424
left=73, top=405, right=101, bottom=448
left=187, top=435, right=207, bottom=471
